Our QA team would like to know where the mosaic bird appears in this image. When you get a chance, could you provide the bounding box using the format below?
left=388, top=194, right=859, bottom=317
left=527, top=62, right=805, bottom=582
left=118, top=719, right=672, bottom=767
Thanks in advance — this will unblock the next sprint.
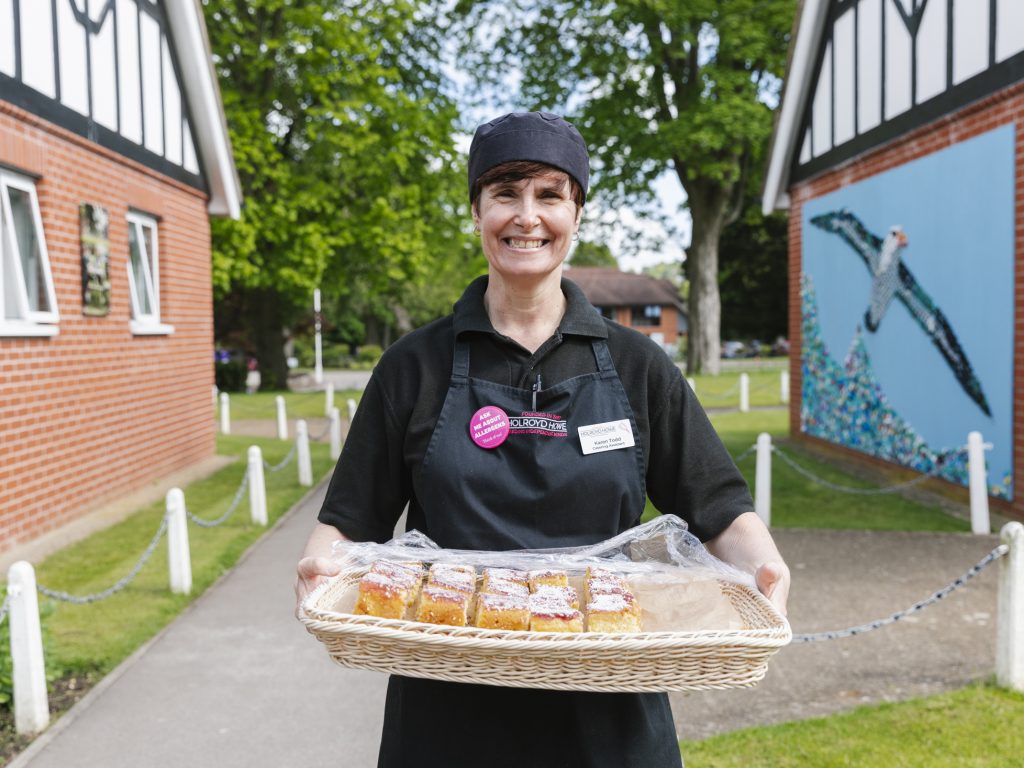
left=810, top=209, right=991, bottom=417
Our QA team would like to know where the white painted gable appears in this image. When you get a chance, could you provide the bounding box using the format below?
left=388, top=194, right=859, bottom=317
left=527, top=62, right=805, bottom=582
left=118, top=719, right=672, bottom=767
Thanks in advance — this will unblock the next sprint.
left=0, top=0, right=240, bottom=218
left=764, top=0, right=1024, bottom=213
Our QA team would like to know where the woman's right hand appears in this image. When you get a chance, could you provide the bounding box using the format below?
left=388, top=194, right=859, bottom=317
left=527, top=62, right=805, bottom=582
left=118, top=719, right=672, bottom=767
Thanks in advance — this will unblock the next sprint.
left=294, top=522, right=347, bottom=618
left=294, top=556, right=341, bottom=618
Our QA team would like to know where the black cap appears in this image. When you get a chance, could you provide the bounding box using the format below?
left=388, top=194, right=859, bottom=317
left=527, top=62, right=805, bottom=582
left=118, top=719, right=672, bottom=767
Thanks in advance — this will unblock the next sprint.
left=468, top=112, right=589, bottom=202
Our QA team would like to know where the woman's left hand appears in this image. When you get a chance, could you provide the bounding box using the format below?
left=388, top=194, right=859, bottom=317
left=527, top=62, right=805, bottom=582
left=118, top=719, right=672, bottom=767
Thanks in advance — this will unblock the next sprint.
left=707, top=512, right=791, bottom=618
left=754, top=560, right=790, bottom=617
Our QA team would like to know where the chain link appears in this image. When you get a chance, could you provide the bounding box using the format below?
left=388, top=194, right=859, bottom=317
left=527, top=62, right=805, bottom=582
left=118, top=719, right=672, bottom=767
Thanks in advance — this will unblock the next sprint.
left=309, top=418, right=333, bottom=441
left=0, top=592, right=10, bottom=626
left=697, top=380, right=740, bottom=401
left=264, top=442, right=298, bottom=473
left=771, top=445, right=966, bottom=496
left=37, top=516, right=170, bottom=605
left=732, top=444, right=757, bottom=463
left=793, top=543, right=1008, bottom=642
left=187, top=471, right=250, bottom=529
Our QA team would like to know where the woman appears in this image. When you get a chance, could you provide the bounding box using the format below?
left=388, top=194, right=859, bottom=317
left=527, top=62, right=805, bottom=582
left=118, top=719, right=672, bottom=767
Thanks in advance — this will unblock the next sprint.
left=295, top=112, right=789, bottom=767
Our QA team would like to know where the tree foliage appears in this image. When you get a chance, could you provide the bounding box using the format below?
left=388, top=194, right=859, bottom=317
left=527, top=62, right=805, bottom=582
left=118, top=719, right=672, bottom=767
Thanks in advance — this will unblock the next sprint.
left=569, top=240, right=618, bottom=267
left=203, top=0, right=482, bottom=386
left=718, top=204, right=788, bottom=341
left=452, top=0, right=792, bottom=372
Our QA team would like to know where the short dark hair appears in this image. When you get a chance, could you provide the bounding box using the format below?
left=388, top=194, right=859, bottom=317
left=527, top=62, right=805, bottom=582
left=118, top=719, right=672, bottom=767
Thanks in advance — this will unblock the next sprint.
left=470, top=161, right=585, bottom=210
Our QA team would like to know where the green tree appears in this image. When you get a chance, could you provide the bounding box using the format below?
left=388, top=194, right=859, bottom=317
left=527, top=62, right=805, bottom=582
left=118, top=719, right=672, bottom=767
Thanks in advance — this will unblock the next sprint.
left=204, top=0, right=480, bottom=387
left=718, top=202, right=788, bottom=342
left=454, top=0, right=792, bottom=373
left=569, top=240, right=618, bottom=267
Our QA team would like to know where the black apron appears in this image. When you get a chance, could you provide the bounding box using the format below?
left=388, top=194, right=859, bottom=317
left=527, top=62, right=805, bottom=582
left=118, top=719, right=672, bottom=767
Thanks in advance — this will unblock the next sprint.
left=378, top=336, right=682, bottom=768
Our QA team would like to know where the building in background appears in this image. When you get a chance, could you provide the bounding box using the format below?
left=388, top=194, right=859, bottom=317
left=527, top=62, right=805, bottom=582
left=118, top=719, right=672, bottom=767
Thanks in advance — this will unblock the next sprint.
left=763, top=0, right=1022, bottom=517
left=0, top=1, right=241, bottom=556
left=566, top=266, right=687, bottom=351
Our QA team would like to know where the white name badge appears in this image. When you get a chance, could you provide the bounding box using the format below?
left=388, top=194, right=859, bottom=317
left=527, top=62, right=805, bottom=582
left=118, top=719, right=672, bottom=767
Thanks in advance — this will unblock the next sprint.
left=578, top=419, right=636, bottom=455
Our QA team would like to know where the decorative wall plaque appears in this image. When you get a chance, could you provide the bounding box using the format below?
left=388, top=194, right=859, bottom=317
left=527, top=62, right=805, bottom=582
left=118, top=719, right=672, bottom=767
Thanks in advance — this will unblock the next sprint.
left=80, top=203, right=111, bottom=316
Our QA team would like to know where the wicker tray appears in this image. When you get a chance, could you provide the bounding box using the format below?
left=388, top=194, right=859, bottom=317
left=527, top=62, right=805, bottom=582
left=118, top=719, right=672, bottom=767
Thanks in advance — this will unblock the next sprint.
left=300, top=568, right=791, bottom=692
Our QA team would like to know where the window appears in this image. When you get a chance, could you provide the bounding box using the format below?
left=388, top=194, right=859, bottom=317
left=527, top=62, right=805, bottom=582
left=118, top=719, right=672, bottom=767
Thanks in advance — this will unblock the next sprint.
left=126, top=211, right=173, bottom=334
left=630, top=305, right=662, bottom=327
left=0, top=170, right=59, bottom=336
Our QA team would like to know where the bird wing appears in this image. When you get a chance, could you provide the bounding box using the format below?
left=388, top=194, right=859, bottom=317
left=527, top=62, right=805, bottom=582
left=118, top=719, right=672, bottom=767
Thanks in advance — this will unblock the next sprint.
left=809, top=210, right=883, bottom=272
left=896, top=265, right=992, bottom=416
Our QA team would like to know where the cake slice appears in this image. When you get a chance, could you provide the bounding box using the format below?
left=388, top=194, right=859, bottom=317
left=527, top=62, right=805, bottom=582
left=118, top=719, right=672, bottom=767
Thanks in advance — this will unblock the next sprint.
left=481, top=577, right=530, bottom=599
left=353, top=571, right=418, bottom=619
left=531, top=584, right=580, bottom=609
left=528, top=592, right=583, bottom=632
left=585, top=593, right=642, bottom=633
left=427, top=563, right=476, bottom=595
left=481, top=567, right=529, bottom=591
left=415, top=584, right=471, bottom=626
left=473, top=591, right=530, bottom=630
left=528, top=569, right=569, bottom=591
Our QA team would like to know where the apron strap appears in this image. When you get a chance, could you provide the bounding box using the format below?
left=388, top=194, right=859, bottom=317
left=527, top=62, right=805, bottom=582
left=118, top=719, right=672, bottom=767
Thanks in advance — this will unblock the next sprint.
left=592, top=339, right=617, bottom=378
left=452, top=338, right=471, bottom=383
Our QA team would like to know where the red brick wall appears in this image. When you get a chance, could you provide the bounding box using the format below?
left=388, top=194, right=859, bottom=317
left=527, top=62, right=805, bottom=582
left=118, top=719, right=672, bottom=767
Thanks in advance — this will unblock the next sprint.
left=0, top=101, right=216, bottom=553
left=787, top=80, right=1024, bottom=518
left=612, top=306, right=680, bottom=344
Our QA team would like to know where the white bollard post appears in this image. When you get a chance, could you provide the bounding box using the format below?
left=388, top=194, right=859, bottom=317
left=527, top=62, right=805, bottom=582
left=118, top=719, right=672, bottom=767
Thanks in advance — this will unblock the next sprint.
left=739, top=373, right=750, bottom=413
left=325, top=382, right=335, bottom=416
left=780, top=370, right=790, bottom=404
left=248, top=446, right=268, bottom=526
left=166, top=488, right=192, bottom=595
left=296, top=419, right=313, bottom=487
left=755, top=433, right=772, bottom=527
left=686, top=377, right=696, bottom=396
left=997, top=522, right=1024, bottom=691
left=276, top=395, right=288, bottom=441
left=219, top=392, right=230, bottom=435
left=7, top=561, right=49, bottom=734
left=329, top=407, right=342, bottom=461
left=967, top=431, right=992, bottom=534
left=347, top=398, right=357, bottom=423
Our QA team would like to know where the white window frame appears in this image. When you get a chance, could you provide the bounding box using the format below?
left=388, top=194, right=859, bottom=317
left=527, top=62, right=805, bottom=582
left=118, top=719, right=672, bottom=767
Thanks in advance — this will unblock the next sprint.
left=0, top=170, right=59, bottom=337
left=126, top=211, right=173, bottom=335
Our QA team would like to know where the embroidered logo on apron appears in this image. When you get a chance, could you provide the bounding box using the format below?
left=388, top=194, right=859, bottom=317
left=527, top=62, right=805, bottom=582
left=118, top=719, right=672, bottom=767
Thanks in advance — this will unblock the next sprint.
left=508, top=411, right=567, bottom=438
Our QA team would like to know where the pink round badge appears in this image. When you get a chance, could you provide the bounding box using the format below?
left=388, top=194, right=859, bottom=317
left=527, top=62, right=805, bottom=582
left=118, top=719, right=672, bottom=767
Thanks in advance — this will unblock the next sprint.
left=469, top=406, right=510, bottom=449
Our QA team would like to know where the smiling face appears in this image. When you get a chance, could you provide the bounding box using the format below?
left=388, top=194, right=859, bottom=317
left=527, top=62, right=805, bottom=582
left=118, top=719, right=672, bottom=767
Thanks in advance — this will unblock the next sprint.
left=472, top=169, right=582, bottom=284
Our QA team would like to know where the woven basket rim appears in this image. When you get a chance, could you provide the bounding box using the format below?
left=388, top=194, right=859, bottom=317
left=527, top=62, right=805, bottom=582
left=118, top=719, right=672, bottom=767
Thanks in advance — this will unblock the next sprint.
left=300, top=569, right=792, bottom=652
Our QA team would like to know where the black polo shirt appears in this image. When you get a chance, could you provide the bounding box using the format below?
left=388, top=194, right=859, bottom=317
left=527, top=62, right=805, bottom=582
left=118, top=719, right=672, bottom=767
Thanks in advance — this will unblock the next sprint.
left=319, top=274, right=752, bottom=542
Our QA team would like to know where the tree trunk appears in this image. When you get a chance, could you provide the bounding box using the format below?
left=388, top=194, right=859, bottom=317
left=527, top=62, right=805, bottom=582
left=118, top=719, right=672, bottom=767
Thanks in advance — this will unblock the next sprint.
left=245, top=287, right=289, bottom=390
left=685, top=183, right=728, bottom=376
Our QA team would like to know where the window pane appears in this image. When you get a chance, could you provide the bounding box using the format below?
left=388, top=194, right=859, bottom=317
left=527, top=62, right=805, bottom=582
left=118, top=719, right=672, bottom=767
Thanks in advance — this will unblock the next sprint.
left=6, top=186, right=50, bottom=313
left=2, top=207, right=21, bottom=318
left=128, top=222, right=153, bottom=316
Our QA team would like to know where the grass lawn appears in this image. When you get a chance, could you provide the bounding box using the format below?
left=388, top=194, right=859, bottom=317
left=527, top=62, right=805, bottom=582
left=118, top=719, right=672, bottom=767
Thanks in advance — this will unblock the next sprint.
left=642, top=409, right=969, bottom=532
left=680, top=683, right=1024, bottom=767
left=217, top=387, right=361, bottom=421
left=690, top=368, right=790, bottom=410
left=12, top=434, right=335, bottom=679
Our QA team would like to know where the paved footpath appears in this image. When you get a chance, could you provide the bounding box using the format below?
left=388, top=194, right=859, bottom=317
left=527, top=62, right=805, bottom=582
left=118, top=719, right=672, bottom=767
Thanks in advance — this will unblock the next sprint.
left=11, top=486, right=1003, bottom=766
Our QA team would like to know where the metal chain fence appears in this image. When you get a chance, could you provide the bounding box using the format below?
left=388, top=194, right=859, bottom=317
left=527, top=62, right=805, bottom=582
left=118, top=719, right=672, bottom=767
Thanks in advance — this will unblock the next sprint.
left=36, top=516, right=170, bottom=605
left=264, top=443, right=298, bottom=473
left=771, top=444, right=968, bottom=496
left=732, top=444, right=758, bottom=463
left=793, top=543, right=1008, bottom=642
left=187, top=471, right=250, bottom=529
